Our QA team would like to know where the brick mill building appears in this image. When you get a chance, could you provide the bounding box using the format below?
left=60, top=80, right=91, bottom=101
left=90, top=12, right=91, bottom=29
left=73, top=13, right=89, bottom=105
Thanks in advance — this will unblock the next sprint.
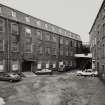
left=0, top=4, right=82, bottom=73
left=89, top=0, right=105, bottom=79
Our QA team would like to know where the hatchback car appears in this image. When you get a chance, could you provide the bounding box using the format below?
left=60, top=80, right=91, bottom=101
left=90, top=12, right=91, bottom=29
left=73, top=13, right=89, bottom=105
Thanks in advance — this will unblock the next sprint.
left=76, top=69, right=98, bottom=77
left=0, top=72, right=22, bottom=82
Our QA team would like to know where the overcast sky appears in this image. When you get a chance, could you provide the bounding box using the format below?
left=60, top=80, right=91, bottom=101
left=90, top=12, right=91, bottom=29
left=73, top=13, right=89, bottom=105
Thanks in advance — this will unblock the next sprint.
left=0, top=0, right=103, bottom=42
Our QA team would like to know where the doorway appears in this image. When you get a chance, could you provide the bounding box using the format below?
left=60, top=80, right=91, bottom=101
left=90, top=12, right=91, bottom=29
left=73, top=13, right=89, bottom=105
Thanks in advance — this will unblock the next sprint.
left=22, top=60, right=33, bottom=72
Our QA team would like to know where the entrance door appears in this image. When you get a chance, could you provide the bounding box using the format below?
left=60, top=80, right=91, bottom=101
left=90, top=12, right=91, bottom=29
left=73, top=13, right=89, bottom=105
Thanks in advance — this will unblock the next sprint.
left=22, top=60, right=32, bottom=72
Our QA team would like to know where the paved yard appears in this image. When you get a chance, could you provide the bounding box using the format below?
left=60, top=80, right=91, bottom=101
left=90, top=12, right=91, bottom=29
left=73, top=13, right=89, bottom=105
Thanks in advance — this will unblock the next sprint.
left=0, top=72, right=105, bottom=105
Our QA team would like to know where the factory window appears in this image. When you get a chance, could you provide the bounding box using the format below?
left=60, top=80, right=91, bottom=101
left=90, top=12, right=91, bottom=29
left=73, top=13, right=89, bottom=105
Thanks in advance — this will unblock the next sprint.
left=60, top=48, right=63, bottom=55
left=45, top=47, right=50, bottom=55
left=11, top=43, right=18, bottom=52
left=71, top=41, right=73, bottom=47
left=25, top=16, right=30, bottom=23
left=0, top=7, right=2, bottom=14
left=70, top=52, right=73, bottom=56
left=36, top=21, right=41, bottom=27
left=38, top=46, right=43, bottom=54
left=25, top=27, right=31, bottom=37
left=65, top=39, right=69, bottom=45
left=11, top=11, right=16, bottom=18
left=60, top=38, right=63, bottom=44
left=52, top=35, right=57, bottom=42
left=52, top=48, right=57, bottom=55
left=45, top=24, right=48, bottom=29
left=0, top=40, right=4, bottom=51
left=0, top=60, right=5, bottom=72
left=25, top=38, right=32, bottom=44
left=45, top=33, right=50, bottom=41
left=11, top=35, right=18, bottom=43
left=36, top=30, right=42, bottom=40
left=70, top=61, right=72, bottom=66
left=11, top=23, right=19, bottom=35
left=24, top=43, right=33, bottom=53
left=103, top=24, right=105, bottom=36
left=0, top=19, right=4, bottom=32
left=65, top=48, right=69, bottom=56
left=11, top=60, right=19, bottom=71
left=74, top=41, right=77, bottom=47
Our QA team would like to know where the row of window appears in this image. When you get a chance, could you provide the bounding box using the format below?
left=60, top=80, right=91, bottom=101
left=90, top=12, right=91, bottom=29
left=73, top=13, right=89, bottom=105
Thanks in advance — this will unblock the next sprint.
left=0, top=19, right=80, bottom=46
left=0, top=19, right=81, bottom=52
left=37, top=46, right=73, bottom=56
left=0, top=59, right=19, bottom=72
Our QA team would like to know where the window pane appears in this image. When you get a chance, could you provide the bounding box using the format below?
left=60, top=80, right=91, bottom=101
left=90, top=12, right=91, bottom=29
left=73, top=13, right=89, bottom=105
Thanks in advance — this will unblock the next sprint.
left=65, top=39, right=69, bottom=45
left=11, top=35, right=18, bottom=42
left=24, top=43, right=32, bottom=53
left=52, top=35, right=57, bottom=42
left=60, top=48, right=63, bottom=55
left=37, top=31, right=42, bottom=40
left=0, top=19, right=4, bottom=32
left=0, top=40, right=4, bottom=51
left=45, top=47, right=50, bottom=55
left=65, top=48, right=69, bottom=56
left=25, top=17, right=30, bottom=23
left=52, top=48, right=57, bottom=55
left=12, top=11, right=16, bottom=18
left=11, top=23, right=18, bottom=34
left=11, top=43, right=18, bottom=52
left=0, top=7, right=2, bottom=14
left=11, top=61, right=19, bottom=71
left=0, top=60, right=4, bottom=72
left=25, top=37, right=32, bottom=44
left=60, top=38, right=63, bottom=44
left=25, top=28, right=31, bottom=37
left=45, top=33, right=50, bottom=41
left=38, top=46, right=43, bottom=54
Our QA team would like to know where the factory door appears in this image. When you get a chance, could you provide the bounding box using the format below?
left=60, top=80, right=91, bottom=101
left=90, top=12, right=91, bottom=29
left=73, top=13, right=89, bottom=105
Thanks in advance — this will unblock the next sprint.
left=22, top=60, right=32, bottom=72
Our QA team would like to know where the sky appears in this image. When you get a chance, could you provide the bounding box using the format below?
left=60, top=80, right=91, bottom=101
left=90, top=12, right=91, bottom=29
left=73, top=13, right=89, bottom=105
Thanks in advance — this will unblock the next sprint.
left=0, top=0, right=103, bottom=42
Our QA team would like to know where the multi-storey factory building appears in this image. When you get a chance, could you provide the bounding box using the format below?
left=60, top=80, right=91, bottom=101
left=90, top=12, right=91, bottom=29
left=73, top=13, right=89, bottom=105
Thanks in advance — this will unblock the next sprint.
left=0, top=4, right=82, bottom=73
left=89, top=0, right=105, bottom=79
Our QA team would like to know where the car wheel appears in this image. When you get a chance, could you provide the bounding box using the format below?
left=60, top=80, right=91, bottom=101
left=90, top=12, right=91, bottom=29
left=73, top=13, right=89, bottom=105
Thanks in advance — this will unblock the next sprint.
left=10, top=80, right=13, bottom=82
left=92, top=74, right=95, bottom=77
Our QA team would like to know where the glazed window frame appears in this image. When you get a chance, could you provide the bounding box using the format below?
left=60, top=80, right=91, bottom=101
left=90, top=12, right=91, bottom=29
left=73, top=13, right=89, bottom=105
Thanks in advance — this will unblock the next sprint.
left=0, top=19, right=5, bottom=32
left=45, top=47, right=50, bottom=55
left=36, top=30, right=43, bottom=40
left=0, top=7, right=2, bottom=14
left=52, top=48, right=57, bottom=55
left=0, top=40, right=5, bottom=51
left=25, top=16, right=30, bottom=23
left=11, top=11, right=17, bottom=18
left=25, top=27, right=32, bottom=37
left=11, top=42, right=19, bottom=52
left=65, top=39, right=69, bottom=45
left=24, top=43, right=33, bottom=53
left=60, top=38, right=63, bottom=44
left=45, top=32, right=51, bottom=41
left=38, top=46, right=43, bottom=54
left=52, top=35, right=57, bottom=42
left=11, top=23, right=19, bottom=35
left=0, top=60, right=5, bottom=72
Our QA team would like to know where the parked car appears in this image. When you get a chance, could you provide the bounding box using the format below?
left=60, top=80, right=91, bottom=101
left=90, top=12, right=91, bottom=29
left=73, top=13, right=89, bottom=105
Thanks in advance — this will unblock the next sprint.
left=0, top=72, right=22, bottom=82
left=76, top=69, right=98, bottom=77
left=35, top=69, right=53, bottom=75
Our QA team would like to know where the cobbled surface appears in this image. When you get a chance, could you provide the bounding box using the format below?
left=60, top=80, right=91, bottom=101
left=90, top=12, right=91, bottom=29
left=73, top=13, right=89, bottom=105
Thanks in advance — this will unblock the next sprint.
left=0, top=72, right=105, bottom=105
